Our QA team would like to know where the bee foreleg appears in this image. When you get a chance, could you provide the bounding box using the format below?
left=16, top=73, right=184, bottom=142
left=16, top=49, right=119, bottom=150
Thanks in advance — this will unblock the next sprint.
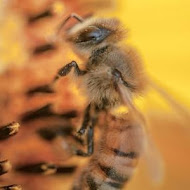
left=54, top=61, right=86, bottom=81
left=26, top=61, right=86, bottom=95
left=75, top=125, right=94, bottom=157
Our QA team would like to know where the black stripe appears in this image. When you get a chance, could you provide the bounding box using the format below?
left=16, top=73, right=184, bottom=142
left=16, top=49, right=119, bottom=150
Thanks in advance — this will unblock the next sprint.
left=21, top=104, right=78, bottom=122
left=86, top=175, right=98, bottom=190
left=60, top=110, right=78, bottom=118
left=112, top=149, right=138, bottom=159
left=37, top=125, right=73, bottom=141
left=33, top=44, right=56, bottom=55
left=106, top=181, right=123, bottom=189
left=98, top=164, right=127, bottom=183
left=37, top=127, right=58, bottom=141
left=16, top=162, right=56, bottom=174
left=27, top=84, right=54, bottom=96
left=56, top=166, right=77, bottom=174
left=21, top=104, right=53, bottom=122
left=0, top=184, right=22, bottom=190
left=28, top=9, right=53, bottom=23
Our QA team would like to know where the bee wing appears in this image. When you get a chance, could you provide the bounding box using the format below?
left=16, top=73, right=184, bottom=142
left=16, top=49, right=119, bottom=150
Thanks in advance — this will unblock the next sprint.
left=141, top=78, right=190, bottom=183
left=148, top=78, right=190, bottom=124
left=116, top=78, right=165, bottom=184
left=116, top=74, right=190, bottom=128
left=116, top=81, right=145, bottom=124
left=142, top=132, right=165, bottom=185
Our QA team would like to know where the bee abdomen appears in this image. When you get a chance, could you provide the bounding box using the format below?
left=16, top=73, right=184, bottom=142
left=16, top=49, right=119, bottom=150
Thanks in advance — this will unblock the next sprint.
left=78, top=158, right=131, bottom=190
left=98, top=163, right=128, bottom=183
left=73, top=115, right=144, bottom=190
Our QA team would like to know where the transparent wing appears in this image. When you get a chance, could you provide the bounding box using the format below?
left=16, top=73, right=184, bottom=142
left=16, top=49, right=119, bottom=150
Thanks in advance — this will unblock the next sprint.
left=148, top=78, right=190, bottom=125
left=142, top=131, right=165, bottom=185
left=116, top=75, right=190, bottom=185
left=116, top=79, right=165, bottom=184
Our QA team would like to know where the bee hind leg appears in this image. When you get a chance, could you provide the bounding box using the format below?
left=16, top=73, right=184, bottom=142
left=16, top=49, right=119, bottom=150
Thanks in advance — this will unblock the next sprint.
left=75, top=125, right=94, bottom=157
left=77, top=104, right=91, bottom=135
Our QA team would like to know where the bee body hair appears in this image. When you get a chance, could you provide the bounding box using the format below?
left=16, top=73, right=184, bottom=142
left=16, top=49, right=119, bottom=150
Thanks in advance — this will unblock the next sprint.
left=78, top=44, right=146, bottom=109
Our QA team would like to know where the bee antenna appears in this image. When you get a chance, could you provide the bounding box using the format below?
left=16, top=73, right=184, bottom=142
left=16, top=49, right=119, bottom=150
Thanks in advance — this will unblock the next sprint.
left=57, top=13, right=84, bottom=35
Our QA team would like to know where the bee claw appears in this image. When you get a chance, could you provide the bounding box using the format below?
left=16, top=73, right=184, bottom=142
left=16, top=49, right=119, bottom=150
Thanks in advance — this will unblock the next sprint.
left=77, top=128, right=86, bottom=136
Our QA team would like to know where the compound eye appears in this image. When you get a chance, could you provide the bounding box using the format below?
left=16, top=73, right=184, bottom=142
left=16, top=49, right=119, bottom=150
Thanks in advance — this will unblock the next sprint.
left=78, top=26, right=102, bottom=42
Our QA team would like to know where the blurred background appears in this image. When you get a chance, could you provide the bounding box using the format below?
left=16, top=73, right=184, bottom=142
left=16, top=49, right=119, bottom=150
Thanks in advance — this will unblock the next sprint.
left=0, top=0, right=190, bottom=189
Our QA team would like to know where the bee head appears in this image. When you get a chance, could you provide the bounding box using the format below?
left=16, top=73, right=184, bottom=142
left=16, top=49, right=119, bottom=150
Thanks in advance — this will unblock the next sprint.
left=64, top=18, right=126, bottom=56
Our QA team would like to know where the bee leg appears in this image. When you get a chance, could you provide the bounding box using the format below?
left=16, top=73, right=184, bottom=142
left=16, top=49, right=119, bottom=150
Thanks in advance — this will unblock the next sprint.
left=77, top=104, right=91, bottom=135
left=54, top=61, right=86, bottom=81
left=75, top=125, right=94, bottom=157
left=58, top=13, right=84, bottom=33
left=26, top=61, right=86, bottom=95
left=112, top=69, right=135, bottom=90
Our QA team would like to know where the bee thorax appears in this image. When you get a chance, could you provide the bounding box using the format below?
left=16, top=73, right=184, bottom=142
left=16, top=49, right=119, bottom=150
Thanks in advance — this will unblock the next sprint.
left=82, top=70, right=120, bottom=109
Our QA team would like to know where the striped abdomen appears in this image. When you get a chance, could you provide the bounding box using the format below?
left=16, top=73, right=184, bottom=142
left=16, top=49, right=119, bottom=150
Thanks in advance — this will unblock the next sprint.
left=72, top=114, right=145, bottom=190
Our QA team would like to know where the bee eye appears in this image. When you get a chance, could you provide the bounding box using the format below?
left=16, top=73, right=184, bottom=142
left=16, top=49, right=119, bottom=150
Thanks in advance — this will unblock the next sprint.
left=87, top=29, right=101, bottom=39
left=78, top=26, right=102, bottom=43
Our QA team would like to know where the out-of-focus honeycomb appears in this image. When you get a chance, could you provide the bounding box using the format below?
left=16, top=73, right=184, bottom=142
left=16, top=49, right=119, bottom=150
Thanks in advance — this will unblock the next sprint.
left=0, top=0, right=115, bottom=189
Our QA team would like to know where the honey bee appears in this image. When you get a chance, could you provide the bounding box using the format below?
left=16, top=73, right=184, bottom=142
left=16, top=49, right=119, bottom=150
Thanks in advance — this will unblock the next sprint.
left=38, top=13, right=151, bottom=190
left=27, top=13, right=189, bottom=189
left=43, top=13, right=147, bottom=138
left=51, top=13, right=189, bottom=133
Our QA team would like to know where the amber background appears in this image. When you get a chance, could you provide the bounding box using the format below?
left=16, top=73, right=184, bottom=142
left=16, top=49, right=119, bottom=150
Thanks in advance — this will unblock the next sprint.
left=114, top=1, right=190, bottom=190
left=0, top=0, right=190, bottom=190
